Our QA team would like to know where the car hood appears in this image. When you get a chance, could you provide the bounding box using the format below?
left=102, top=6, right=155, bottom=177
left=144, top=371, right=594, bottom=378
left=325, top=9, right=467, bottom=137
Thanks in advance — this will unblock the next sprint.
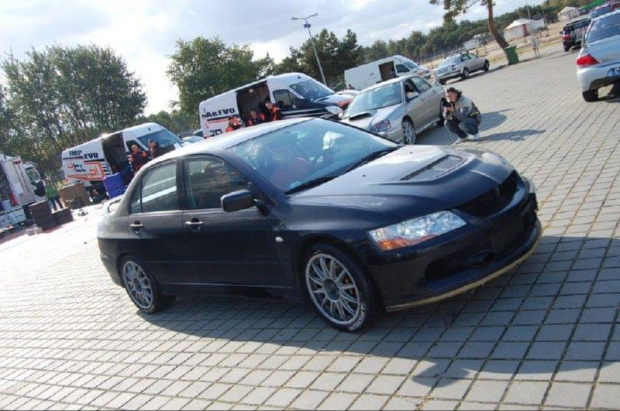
left=290, top=146, right=515, bottom=221
left=315, top=93, right=353, bottom=106
left=341, top=105, right=400, bottom=130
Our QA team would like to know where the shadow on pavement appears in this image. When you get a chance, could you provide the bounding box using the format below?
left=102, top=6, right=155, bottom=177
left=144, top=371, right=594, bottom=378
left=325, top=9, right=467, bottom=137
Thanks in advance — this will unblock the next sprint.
left=138, top=234, right=618, bottom=387
left=481, top=128, right=545, bottom=142
left=479, top=109, right=511, bottom=132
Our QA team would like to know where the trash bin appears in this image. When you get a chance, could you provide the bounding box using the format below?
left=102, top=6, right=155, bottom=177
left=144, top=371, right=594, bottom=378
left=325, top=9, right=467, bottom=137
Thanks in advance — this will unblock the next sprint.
left=504, top=46, right=519, bottom=65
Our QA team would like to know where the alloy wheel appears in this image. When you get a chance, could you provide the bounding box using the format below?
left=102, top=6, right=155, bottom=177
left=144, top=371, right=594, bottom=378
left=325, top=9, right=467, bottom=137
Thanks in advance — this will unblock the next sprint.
left=122, top=261, right=154, bottom=309
left=402, top=120, right=416, bottom=144
left=306, top=253, right=362, bottom=327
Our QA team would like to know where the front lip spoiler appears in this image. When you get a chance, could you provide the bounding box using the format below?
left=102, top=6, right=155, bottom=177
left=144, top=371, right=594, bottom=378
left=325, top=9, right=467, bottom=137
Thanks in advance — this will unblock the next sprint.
left=384, top=220, right=542, bottom=313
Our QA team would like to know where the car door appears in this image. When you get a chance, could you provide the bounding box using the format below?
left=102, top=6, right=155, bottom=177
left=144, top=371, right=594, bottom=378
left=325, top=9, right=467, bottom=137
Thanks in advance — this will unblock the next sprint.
left=181, top=155, right=285, bottom=286
left=410, top=77, right=436, bottom=128
left=469, top=53, right=483, bottom=71
left=125, top=160, right=193, bottom=285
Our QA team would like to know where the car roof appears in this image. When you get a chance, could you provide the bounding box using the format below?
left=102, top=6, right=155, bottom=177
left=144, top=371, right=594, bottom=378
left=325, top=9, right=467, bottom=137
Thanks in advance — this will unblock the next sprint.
left=361, top=75, right=417, bottom=92
left=145, top=118, right=312, bottom=166
left=591, top=8, right=620, bottom=21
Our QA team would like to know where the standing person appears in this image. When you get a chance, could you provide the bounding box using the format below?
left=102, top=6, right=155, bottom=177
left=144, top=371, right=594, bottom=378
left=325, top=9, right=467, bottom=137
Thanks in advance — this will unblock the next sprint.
left=247, top=110, right=264, bottom=126
left=225, top=116, right=243, bottom=132
left=148, top=139, right=162, bottom=159
left=129, top=144, right=149, bottom=172
left=531, top=35, right=540, bottom=58
left=264, top=99, right=282, bottom=122
left=45, top=178, right=62, bottom=211
left=443, top=87, right=482, bottom=142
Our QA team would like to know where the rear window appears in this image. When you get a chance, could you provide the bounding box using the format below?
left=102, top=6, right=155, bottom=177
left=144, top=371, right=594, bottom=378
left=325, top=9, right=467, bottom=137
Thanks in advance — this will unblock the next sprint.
left=586, top=13, right=620, bottom=43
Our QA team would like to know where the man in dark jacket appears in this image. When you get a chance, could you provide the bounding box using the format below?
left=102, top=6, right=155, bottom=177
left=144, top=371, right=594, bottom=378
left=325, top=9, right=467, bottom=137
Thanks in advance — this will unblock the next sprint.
left=148, top=140, right=162, bottom=159
left=129, top=144, right=149, bottom=172
left=443, top=87, right=482, bottom=141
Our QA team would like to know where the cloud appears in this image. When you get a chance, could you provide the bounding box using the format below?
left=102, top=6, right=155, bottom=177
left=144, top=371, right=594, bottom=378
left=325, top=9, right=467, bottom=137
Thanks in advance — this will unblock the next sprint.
left=1, top=0, right=542, bottom=115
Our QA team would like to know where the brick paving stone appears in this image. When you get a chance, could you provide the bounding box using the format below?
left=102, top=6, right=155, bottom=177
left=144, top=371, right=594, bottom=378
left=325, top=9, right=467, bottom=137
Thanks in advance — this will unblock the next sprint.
left=349, top=394, right=390, bottom=410
left=503, top=381, right=549, bottom=405
left=263, top=388, right=302, bottom=407
left=317, top=392, right=358, bottom=410
left=290, top=389, right=329, bottom=409
left=544, top=382, right=592, bottom=408
left=590, top=384, right=620, bottom=409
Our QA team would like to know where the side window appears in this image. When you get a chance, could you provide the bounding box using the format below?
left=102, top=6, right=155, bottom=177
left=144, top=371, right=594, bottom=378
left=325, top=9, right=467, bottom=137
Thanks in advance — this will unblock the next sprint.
left=184, top=157, right=249, bottom=210
left=412, top=77, right=431, bottom=93
left=273, top=89, right=297, bottom=110
left=131, top=162, right=179, bottom=214
left=461, top=54, right=470, bottom=61
left=395, top=64, right=410, bottom=73
left=404, top=79, right=417, bottom=94
left=468, top=53, right=477, bottom=60
left=125, top=140, right=140, bottom=154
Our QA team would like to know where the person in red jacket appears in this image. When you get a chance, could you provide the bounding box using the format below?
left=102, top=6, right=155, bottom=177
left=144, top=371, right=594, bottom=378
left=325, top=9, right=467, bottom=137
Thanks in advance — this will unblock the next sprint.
left=247, top=110, right=265, bottom=126
left=264, top=99, right=282, bottom=121
left=225, top=116, right=242, bottom=132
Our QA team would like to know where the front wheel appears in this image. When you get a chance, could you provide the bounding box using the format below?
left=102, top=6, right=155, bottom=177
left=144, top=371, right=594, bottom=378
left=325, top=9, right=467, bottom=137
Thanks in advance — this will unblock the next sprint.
left=401, top=118, right=416, bottom=144
left=437, top=102, right=446, bottom=127
left=121, top=256, right=174, bottom=314
left=303, top=244, right=381, bottom=332
left=461, top=68, right=470, bottom=80
left=582, top=89, right=598, bottom=102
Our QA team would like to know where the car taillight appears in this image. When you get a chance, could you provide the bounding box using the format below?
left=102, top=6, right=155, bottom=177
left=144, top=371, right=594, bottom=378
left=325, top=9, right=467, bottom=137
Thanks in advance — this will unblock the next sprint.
left=562, top=34, right=571, bottom=40
left=576, top=54, right=599, bottom=66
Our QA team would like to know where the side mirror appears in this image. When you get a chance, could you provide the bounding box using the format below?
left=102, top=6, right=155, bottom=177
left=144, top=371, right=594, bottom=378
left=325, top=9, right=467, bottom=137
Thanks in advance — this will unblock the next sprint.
left=406, top=91, right=420, bottom=101
left=338, top=112, right=344, bottom=119
left=221, top=189, right=254, bottom=212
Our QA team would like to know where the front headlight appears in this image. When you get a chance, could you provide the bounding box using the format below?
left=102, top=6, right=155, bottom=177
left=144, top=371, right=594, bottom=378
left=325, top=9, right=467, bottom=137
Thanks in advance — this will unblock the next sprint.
left=325, top=105, right=343, bottom=115
left=368, top=211, right=466, bottom=251
left=370, top=119, right=391, bottom=134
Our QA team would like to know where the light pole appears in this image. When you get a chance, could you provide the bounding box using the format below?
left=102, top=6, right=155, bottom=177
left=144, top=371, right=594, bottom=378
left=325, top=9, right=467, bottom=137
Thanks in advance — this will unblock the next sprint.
left=291, top=13, right=327, bottom=85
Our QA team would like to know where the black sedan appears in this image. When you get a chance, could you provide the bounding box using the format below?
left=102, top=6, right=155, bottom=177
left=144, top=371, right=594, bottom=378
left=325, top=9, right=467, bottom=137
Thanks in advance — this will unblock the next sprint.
left=98, top=118, right=541, bottom=332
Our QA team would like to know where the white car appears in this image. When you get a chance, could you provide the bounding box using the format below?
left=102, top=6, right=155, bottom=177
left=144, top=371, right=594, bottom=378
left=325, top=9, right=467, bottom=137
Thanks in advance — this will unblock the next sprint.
left=577, top=10, right=620, bottom=101
left=340, top=75, right=445, bottom=144
left=434, top=53, right=490, bottom=85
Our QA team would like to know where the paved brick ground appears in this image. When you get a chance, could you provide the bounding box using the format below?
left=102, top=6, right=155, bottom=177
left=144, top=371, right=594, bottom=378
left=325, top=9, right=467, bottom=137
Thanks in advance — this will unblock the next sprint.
left=0, top=46, right=619, bottom=410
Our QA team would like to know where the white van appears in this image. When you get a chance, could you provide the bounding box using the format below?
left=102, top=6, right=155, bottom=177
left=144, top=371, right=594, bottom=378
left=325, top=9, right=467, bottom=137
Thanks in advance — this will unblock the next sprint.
left=344, top=55, right=432, bottom=91
left=61, top=123, right=183, bottom=187
left=198, top=72, right=351, bottom=138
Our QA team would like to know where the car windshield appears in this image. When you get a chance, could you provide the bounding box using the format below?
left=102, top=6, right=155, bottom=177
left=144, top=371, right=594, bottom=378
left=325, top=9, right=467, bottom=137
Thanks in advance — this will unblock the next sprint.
left=586, top=13, right=620, bottom=43
left=343, top=83, right=402, bottom=117
left=591, top=5, right=612, bottom=19
left=439, top=57, right=460, bottom=67
left=290, top=79, right=334, bottom=100
left=228, top=120, right=397, bottom=193
left=137, top=129, right=182, bottom=149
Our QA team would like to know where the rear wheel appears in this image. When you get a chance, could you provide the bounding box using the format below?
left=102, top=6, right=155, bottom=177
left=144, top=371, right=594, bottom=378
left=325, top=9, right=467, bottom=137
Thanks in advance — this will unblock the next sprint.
left=303, top=244, right=381, bottom=332
left=582, top=89, right=598, bottom=102
left=564, top=46, right=570, bottom=52
left=461, top=68, right=470, bottom=80
left=439, top=79, right=446, bottom=85
left=401, top=118, right=416, bottom=145
left=121, top=256, right=174, bottom=313
left=483, top=61, right=490, bottom=72
left=437, top=101, right=446, bottom=127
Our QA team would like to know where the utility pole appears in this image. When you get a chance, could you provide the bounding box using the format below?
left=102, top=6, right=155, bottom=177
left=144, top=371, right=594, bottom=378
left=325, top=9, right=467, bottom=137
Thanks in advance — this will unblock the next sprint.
left=291, top=13, right=327, bottom=85
left=525, top=0, right=532, bottom=20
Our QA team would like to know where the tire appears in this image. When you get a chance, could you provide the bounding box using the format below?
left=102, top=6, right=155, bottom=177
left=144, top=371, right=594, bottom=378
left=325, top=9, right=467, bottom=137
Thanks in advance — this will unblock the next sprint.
left=564, top=46, right=570, bottom=52
left=439, top=79, right=446, bottom=85
left=582, top=89, right=598, bottom=102
left=483, top=61, right=489, bottom=72
left=303, top=244, right=381, bottom=332
left=461, top=68, right=470, bottom=80
left=401, top=118, right=416, bottom=145
left=120, top=256, right=174, bottom=314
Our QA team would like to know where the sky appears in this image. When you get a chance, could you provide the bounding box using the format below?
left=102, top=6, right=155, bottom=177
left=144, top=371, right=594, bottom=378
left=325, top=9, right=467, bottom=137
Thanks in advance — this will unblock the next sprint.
left=0, top=0, right=541, bottom=115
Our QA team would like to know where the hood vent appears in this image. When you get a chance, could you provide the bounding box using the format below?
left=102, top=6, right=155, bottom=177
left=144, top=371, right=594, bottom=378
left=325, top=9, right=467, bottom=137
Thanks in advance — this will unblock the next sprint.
left=402, top=155, right=464, bottom=182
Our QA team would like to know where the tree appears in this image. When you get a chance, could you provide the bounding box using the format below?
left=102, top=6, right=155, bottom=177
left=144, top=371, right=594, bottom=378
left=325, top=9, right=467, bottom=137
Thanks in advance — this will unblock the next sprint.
left=429, top=0, right=510, bottom=50
left=138, top=110, right=198, bottom=136
left=167, top=37, right=274, bottom=116
left=1, top=44, right=146, bottom=175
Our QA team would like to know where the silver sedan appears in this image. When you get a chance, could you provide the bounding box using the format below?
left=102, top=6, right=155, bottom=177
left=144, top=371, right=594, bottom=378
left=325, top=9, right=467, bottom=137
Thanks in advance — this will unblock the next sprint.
left=577, top=10, right=620, bottom=101
left=340, top=75, right=445, bottom=144
left=434, top=53, right=490, bottom=85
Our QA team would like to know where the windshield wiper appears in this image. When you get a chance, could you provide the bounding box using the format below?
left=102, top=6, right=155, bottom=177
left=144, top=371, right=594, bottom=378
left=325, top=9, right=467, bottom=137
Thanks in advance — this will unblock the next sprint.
left=345, top=147, right=398, bottom=173
left=285, top=176, right=337, bottom=195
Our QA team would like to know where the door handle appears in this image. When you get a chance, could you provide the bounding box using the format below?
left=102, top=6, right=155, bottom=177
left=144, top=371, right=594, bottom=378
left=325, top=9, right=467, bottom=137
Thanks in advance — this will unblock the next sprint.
left=185, top=220, right=204, bottom=230
left=129, top=222, right=143, bottom=231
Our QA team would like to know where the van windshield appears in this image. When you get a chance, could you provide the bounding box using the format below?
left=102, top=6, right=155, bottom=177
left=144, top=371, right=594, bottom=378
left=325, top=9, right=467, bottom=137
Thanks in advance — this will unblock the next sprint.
left=137, top=129, right=182, bottom=148
left=290, top=80, right=333, bottom=100
left=404, top=61, right=418, bottom=69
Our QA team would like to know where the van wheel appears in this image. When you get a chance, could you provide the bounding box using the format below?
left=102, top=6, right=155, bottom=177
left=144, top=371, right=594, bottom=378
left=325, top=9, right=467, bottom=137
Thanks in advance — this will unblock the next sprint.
left=121, top=256, right=174, bottom=313
left=303, top=244, right=381, bottom=332
left=401, top=118, right=416, bottom=145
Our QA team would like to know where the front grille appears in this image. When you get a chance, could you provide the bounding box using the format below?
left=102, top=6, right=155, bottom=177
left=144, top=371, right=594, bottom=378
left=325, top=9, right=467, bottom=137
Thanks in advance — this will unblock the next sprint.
left=456, top=171, right=519, bottom=217
left=402, top=155, right=464, bottom=182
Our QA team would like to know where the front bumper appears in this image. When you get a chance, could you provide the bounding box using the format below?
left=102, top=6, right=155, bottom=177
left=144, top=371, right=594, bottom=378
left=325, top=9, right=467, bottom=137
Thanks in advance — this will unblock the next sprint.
left=364, top=177, right=541, bottom=311
left=435, top=70, right=461, bottom=82
left=578, top=60, right=620, bottom=92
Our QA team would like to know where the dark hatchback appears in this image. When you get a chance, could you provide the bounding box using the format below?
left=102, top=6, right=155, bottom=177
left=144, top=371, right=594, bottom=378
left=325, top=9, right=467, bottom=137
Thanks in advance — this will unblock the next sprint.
left=98, top=118, right=541, bottom=332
